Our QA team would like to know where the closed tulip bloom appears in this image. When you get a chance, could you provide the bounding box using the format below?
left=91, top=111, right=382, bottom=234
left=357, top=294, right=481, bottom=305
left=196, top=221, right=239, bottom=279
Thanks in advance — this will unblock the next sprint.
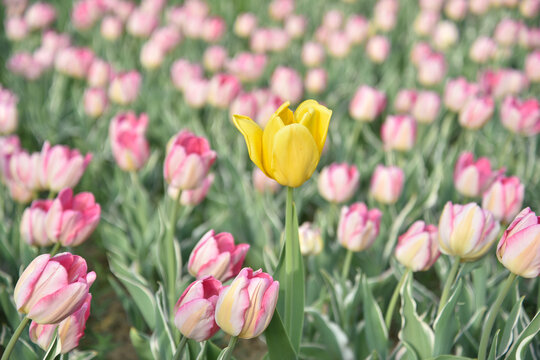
left=285, top=14, right=307, bottom=38
left=270, top=67, right=303, bottom=104
left=412, top=91, right=440, bottom=124
left=366, top=35, right=391, bottom=63
left=83, top=88, right=108, bottom=118
left=184, top=77, right=209, bottom=109
left=454, top=152, right=501, bottom=198
left=151, top=26, right=182, bottom=54
left=108, top=71, right=141, bottom=105
left=298, top=222, right=323, bottom=256
left=232, top=100, right=331, bottom=188
left=174, top=276, right=222, bottom=341
left=322, top=10, right=343, bottom=30
left=226, top=53, right=267, bottom=83
left=20, top=199, right=54, bottom=247
left=395, top=221, right=440, bottom=271
left=203, top=46, right=227, bottom=73
left=418, top=53, right=446, bottom=86
left=0, top=135, right=20, bottom=182
left=39, top=142, right=92, bottom=192
left=349, top=85, right=386, bottom=122
left=14, top=252, right=96, bottom=324
left=252, top=168, right=280, bottom=194
left=168, top=173, right=214, bottom=206
left=370, top=165, right=404, bottom=204
left=71, top=0, right=104, bottom=30
left=109, top=112, right=150, bottom=171
left=470, top=0, right=490, bottom=14
left=459, top=95, right=494, bottom=129
left=445, top=0, right=468, bottom=20
left=46, top=188, right=100, bottom=247
left=6, top=17, right=28, bottom=41
left=126, top=9, right=157, bottom=38
left=302, top=41, right=325, bottom=67
left=100, top=16, right=123, bottom=41
left=234, top=12, right=257, bottom=38
left=478, top=69, right=528, bottom=99
left=268, top=0, right=294, bottom=21
left=345, top=15, right=369, bottom=44
left=338, top=202, right=382, bottom=252
left=438, top=202, right=500, bottom=261
left=482, top=176, right=524, bottom=224
left=87, top=59, right=111, bottom=88
left=25, top=2, right=56, bottom=30
left=202, top=16, right=226, bottom=43
left=230, top=93, right=258, bottom=120
left=207, top=74, right=242, bottom=109
left=188, top=230, right=250, bottom=282
left=55, top=47, right=94, bottom=79
left=374, top=0, right=398, bottom=31
left=469, top=36, right=497, bottom=64
left=305, top=68, right=327, bottom=94
left=381, top=115, right=417, bottom=151
left=410, top=42, right=433, bottom=66
left=414, top=11, right=439, bottom=37
left=432, top=21, right=459, bottom=51
left=215, top=268, right=279, bottom=339
left=0, top=87, right=18, bottom=134
left=500, top=97, right=540, bottom=136
left=7, top=150, right=41, bottom=200
left=318, top=163, right=360, bottom=203
left=394, top=89, right=417, bottom=114
left=164, top=130, right=217, bottom=190
left=525, top=51, right=540, bottom=83
left=494, top=19, right=520, bottom=47
left=255, top=93, right=283, bottom=128
left=520, top=0, right=540, bottom=17
left=444, top=77, right=478, bottom=112
left=496, top=208, right=540, bottom=278
left=140, top=41, right=165, bottom=70
left=327, top=32, right=351, bottom=59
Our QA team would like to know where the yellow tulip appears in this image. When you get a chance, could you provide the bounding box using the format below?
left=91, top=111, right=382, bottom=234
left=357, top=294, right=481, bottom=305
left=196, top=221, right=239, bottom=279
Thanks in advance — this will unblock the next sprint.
left=232, top=100, right=332, bottom=187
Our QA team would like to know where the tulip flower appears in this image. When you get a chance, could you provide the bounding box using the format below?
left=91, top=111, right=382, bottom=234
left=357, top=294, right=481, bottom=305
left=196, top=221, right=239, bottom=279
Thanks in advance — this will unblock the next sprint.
left=482, top=176, right=524, bottom=224
left=55, top=47, right=94, bottom=79
left=469, top=36, right=497, bottom=64
left=226, top=53, right=267, bottom=83
left=417, top=52, right=446, bottom=86
left=301, top=42, right=325, bottom=67
left=414, top=11, right=439, bottom=36
left=151, top=26, right=182, bottom=54
left=207, top=73, right=242, bottom=109
left=109, top=112, right=150, bottom=172
left=126, top=9, right=158, bottom=38
left=171, top=61, right=201, bottom=89
left=174, top=276, right=222, bottom=341
left=394, top=89, right=417, bottom=114
left=230, top=93, right=258, bottom=120
left=322, top=9, right=343, bottom=30
left=232, top=100, right=331, bottom=188
left=101, top=16, right=123, bottom=41
left=345, top=15, right=369, bottom=44
left=411, top=91, right=440, bottom=124
left=14, top=252, right=96, bottom=324
left=500, top=96, right=540, bottom=136
left=184, top=77, right=209, bottom=109
left=202, top=16, right=226, bottom=43
left=25, top=2, right=56, bottom=30
left=525, top=51, right=540, bottom=83
left=444, top=77, right=478, bottom=113
left=203, top=46, right=228, bottom=72
left=5, top=17, right=28, bottom=41
left=0, top=135, right=20, bottom=182
left=395, top=221, right=440, bottom=271
left=381, top=115, right=417, bottom=152
left=7, top=150, right=42, bottom=197
left=188, top=230, right=250, bottom=282
left=349, top=86, right=387, bottom=122
left=318, top=162, right=360, bottom=203
left=108, top=71, right=141, bottom=105
left=494, top=18, right=520, bottom=47
left=454, top=152, right=501, bottom=198
left=338, top=202, right=382, bottom=252
left=20, top=199, right=54, bottom=247
left=83, top=88, right=108, bottom=118
left=298, top=222, right=323, bottom=256
left=270, top=67, right=303, bottom=104
left=370, top=165, right=404, bottom=204
left=305, top=68, right=327, bottom=94
left=433, top=21, right=459, bottom=51
left=168, top=173, right=214, bottom=206
left=0, top=87, right=18, bottom=134
left=87, top=59, right=110, bottom=88
left=285, top=14, right=306, bottom=38
left=215, top=268, right=279, bottom=339
left=234, top=13, right=257, bottom=38
left=459, top=95, right=494, bottom=130
left=252, top=168, right=280, bottom=194
left=366, top=35, right=391, bottom=63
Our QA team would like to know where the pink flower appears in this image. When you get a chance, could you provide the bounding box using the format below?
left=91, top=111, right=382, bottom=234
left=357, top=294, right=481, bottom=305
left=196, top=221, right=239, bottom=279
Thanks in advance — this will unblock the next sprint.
left=14, top=252, right=96, bottom=324
left=164, top=130, right=217, bottom=190
left=39, top=142, right=92, bottom=192
left=414, top=11, right=439, bottom=37
left=168, top=173, right=214, bottom=206
left=270, top=66, right=303, bottom=104
left=7, top=149, right=42, bottom=198
left=305, top=68, right=327, bottom=94
left=230, top=93, right=258, bottom=120
left=285, top=14, right=307, bottom=38
left=412, top=91, right=440, bottom=124
left=87, top=58, right=111, bottom=88
left=151, top=26, right=182, bottom=53
left=108, top=71, right=141, bottom=105
left=71, top=0, right=105, bottom=31
left=417, top=52, right=446, bottom=86
left=381, top=115, right=417, bottom=152
left=109, top=112, right=150, bottom=171
left=432, top=21, right=459, bottom=51
left=252, top=168, right=280, bottom=194
left=140, top=41, right=165, bottom=69
left=318, top=163, right=360, bottom=203
left=349, top=85, right=386, bottom=122
left=494, top=18, right=520, bottom=47
left=226, top=53, right=267, bottom=83
left=5, top=17, right=28, bottom=41
left=458, top=95, right=494, bottom=129
left=497, top=208, right=540, bottom=278
left=207, top=74, right=242, bottom=109
left=100, top=16, right=123, bottom=41
left=55, top=47, right=94, bottom=79
left=444, top=77, right=479, bottom=112
left=410, top=42, right=433, bottom=66
left=174, top=277, right=222, bottom=341
left=327, top=31, right=351, bottom=58
left=345, top=15, right=369, bottom=44
left=46, top=188, right=100, bottom=247
left=268, top=0, right=294, bottom=21
left=126, top=9, right=157, bottom=38
left=188, top=230, right=250, bottom=282
left=83, top=87, right=108, bottom=118
left=203, top=46, right=228, bottom=73
left=25, top=2, right=56, bottom=30
left=234, top=12, right=257, bottom=38
left=184, top=77, right=209, bottom=109
left=0, top=87, right=18, bottom=134
left=322, top=10, right=344, bottom=31
left=394, top=89, right=417, bottom=114
left=0, top=135, right=20, bottom=182
left=525, top=51, right=540, bottom=83
left=500, top=96, right=540, bottom=136
left=301, top=42, right=325, bottom=67
left=171, top=59, right=203, bottom=92
left=483, top=176, right=525, bottom=224
left=20, top=199, right=54, bottom=247
left=374, top=0, right=398, bottom=31
left=255, top=92, right=283, bottom=127
left=479, top=69, right=529, bottom=99
left=469, top=36, right=497, bottom=64
left=470, top=0, right=490, bottom=14
left=454, top=151, right=502, bottom=198
left=338, top=202, right=382, bottom=252
left=202, top=16, right=226, bottom=43
left=445, top=0, right=468, bottom=20
left=395, top=221, right=440, bottom=271
left=370, top=165, right=404, bottom=204
left=520, top=0, right=540, bottom=18
left=8, top=52, right=44, bottom=80
left=366, top=35, right=391, bottom=63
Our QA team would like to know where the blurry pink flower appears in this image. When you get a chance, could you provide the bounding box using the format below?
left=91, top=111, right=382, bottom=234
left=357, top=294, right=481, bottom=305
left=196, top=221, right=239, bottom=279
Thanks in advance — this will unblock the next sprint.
left=483, top=176, right=524, bottom=224
left=87, top=58, right=111, bottom=88
left=494, top=18, right=520, bottom=47
left=469, top=36, right=497, bottom=64
left=234, top=12, right=257, bottom=38
left=21, top=199, right=54, bottom=247
left=412, top=91, right=440, bottom=124
left=255, top=94, right=283, bottom=127
left=252, top=168, right=280, bottom=194
left=394, top=89, right=417, bottom=114
left=108, top=71, right=141, bottom=105
left=381, top=115, right=417, bottom=152
left=520, top=0, right=540, bottom=17
left=230, top=93, right=258, bottom=120
left=110, top=0, right=135, bottom=21
left=270, top=67, right=303, bottom=104
left=445, top=0, right=468, bottom=20
left=71, top=0, right=105, bottom=31
left=500, top=96, right=540, bottom=136
left=250, top=28, right=271, bottom=53
left=207, top=74, right=242, bottom=109
left=184, top=77, right=209, bottom=109
left=305, top=68, right=327, bottom=94
left=226, top=53, right=266, bottom=83
left=327, top=31, right=351, bottom=58
left=39, top=142, right=92, bottom=192
left=203, top=46, right=228, bottom=73
left=410, top=42, right=433, bottom=66
left=126, top=9, right=157, bottom=38
left=345, top=15, right=369, bottom=44
left=285, top=14, right=307, bottom=38
left=298, top=222, right=323, bottom=256
left=182, top=14, right=205, bottom=39
left=417, top=52, right=446, bottom=86
left=268, top=0, right=294, bottom=21
left=83, top=87, right=108, bottom=118
left=318, top=163, right=360, bottom=203
left=366, top=35, right=391, bottom=63
left=168, top=173, right=214, bottom=206
left=0, top=88, right=18, bottom=134
left=470, top=0, right=490, bottom=14
left=42, top=30, right=70, bottom=52
left=171, top=59, right=203, bottom=92
left=268, top=28, right=290, bottom=52
left=414, top=11, right=439, bottom=37
left=315, top=26, right=330, bottom=45
left=525, top=51, right=540, bottom=83
left=0, top=135, right=20, bottom=182
left=479, top=69, right=529, bottom=99
left=454, top=151, right=501, bottom=197
left=109, top=112, right=150, bottom=171
left=25, top=2, right=56, bottom=30
left=151, top=26, right=182, bottom=53
left=370, top=165, right=404, bottom=204
left=420, top=0, right=444, bottom=11
left=338, top=202, right=382, bottom=252
left=374, top=0, right=398, bottom=31
left=349, top=85, right=386, bottom=122
left=322, top=10, right=343, bottom=31
left=55, top=47, right=94, bottom=79
left=444, top=77, right=479, bottom=112
left=100, top=16, right=123, bottom=41
left=140, top=41, right=165, bottom=69
left=433, top=21, right=459, bottom=51
left=140, top=0, right=166, bottom=15
left=458, top=95, right=494, bottom=129
left=8, top=150, right=43, bottom=193
left=202, top=16, right=226, bottom=43
left=5, top=17, right=28, bottom=41
left=396, top=221, right=440, bottom=271
left=301, top=42, right=325, bottom=67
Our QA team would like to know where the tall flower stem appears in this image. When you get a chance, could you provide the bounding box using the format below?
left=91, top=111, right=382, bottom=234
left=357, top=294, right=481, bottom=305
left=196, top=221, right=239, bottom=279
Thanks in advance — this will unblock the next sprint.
left=166, top=191, right=182, bottom=312
left=477, top=272, right=517, bottom=360
left=384, top=269, right=411, bottom=329
left=341, top=249, right=354, bottom=279
left=218, top=336, right=238, bottom=360
left=284, top=187, right=295, bottom=331
left=50, top=242, right=61, bottom=256
left=437, top=256, right=461, bottom=316
left=172, top=336, right=188, bottom=360
left=1, top=316, right=31, bottom=360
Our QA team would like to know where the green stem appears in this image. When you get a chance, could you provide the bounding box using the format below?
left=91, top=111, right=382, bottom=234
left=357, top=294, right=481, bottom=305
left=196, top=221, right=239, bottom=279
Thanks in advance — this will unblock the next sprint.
left=166, top=190, right=182, bottom=312
left=1, top=316, right=31, bottom=360
left=384, top=269, right=410, bottom=329
left=172, top=336, right=188, bottom=360
left=437, top=256, right=461, bottom=316
left=341, top=249, right=354, bottom=279
left=49, top=242, right=61, bottom=256
left=284, top=187, right=295, bottom=334
left=477, top=272, right=517, bottom=360
left=220, top=336, right=238, bottom=360
left=47, top=191, right=57, bottom=200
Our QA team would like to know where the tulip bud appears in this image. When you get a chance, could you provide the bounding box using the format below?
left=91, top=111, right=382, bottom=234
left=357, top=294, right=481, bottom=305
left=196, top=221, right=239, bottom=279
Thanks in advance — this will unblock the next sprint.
left=39, top=142, right=92, bottom=192
left=412, top=91, right=440, bottom=124
left=432, top=21, right=459, bottom=51
left=395, top=221, right=440, bottom=271
left=171, top=60, right=203, bottom=92
left=458, top=95, right=494, bottom=130
left=454, top=152, right=501, bottom=198
left=494, top=18, right=520, bottom=47
left=268, top=0, right=294, bottom=20
left=327, top=32, right=351, bottom=59
left=215, top=268, right=279, bottom=339
left=318, top=163, right=359, bottom=204
left=71, top=0, right=104, bottom=31
left=394, top=89, right=417, bottom=114
left=109, top=112, right=150, bottom=171
left=203, top=46, right=227, bottom=73
left=0, top=87, right=18, bottom=134
left=349, top=85, right=386, bottom=122
left=445, top=0, right=468, bottom=20
left=305, top=68, right=327, bottom=94
left=202, top=16, right=225, bottom=43
left=285, top=15, right=307, bottom=39
left=234, top=13, right=257, bottom=38
left=520, top=0, right=540, bottom=17
left=374, top=0, right=398, bottom=32
left=164, top=130, right=217, bottom=190
left=151, top=26, right=181, bottom=54
left=140, top=41, right=165, bottom=70
left=338, top=202, right=382, bottom=252
left=410, top=42, right=433, bottom=66
left=254, top=92, right=283, bottom=128
left=444, top=77, right=478, bottom=112
left=0, top=135, right=20, bottom=182
left=469, top=36, right=497, bottom=64
left=83, top=88, right=108, bottom=118
left=87, top=59, right=111, bottom=88
left=470, top=0, right=490, bottom=14
left=500, top=96, right=540, bottom=136
left=169, top=173, right=214, bottom=206
left=126, top=9, right=157, bottom=38
left=322, top=10, right=343, bottom=30
left=100, top=16, right=123, bottom=41
left=25, top=2, right=56, bottom=30
left=496, top=208, right=540, bottom=278
left=20, top=199, right=53, bottom=247
left=226, top=53, right=267, bottom=83
left=5, top=17, right=28, bottom=41
left=270, top=67, right=303, bottom=104
left=207, top=74, right=242, bottom=109
left=55, top=47, right=94, bottom=79
left=108, top=71, right=141, bottom=105
left=482, top=176, right=524, bottom=224
left=298, top=222, right=323, bottom=256
left=381, top=115, right=417, bottom=152
left=252, top=168, right=280, bottom=194
left=525, top=51, right=540, bottom=83
left=184, top=77, right=209, bottom=109
left=439, top=202, right=500, bottom=261
left=414, top=11, right=439, bottom=37
left=370, top=165, right=404, bottom=204
left=417, top=52, right=446, bottom=86
left=345, top=15, right=369, bottom=44
left=366, top=35, right=391, bottom=63
left=230, top=93, right=258, bottom=120
left=14, top=252, right=96, bottom=324
left=6, top=150, right=41, bottom=201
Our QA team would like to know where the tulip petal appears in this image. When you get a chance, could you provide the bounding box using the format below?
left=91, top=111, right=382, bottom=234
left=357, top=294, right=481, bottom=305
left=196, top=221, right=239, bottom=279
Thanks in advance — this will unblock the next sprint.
left=296, top=100, right=332, bottom=154
left=28, top=282, right=89, bottom=324
left=262, top=114, right=285, bottom=173
left=232, top=115, right=266, bottom=175
left=215, top=277, right=250, bottom=336
left=14, top=254, right=50, bottom=311
left=274, top=102, right=294, bottom=125
left=175, top=299, right=217, bottom=341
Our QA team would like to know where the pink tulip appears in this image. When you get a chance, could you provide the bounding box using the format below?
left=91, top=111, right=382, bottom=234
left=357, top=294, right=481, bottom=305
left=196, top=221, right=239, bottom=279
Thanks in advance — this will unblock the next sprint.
left=40, top=30, right=70, bottom=60
left=410, top=42, right=433, bottom=66
left=318, top=163, right=360, bottom=204
left=168, top=173, right=214, bottom=206
left=366, top=35, right=391, bottom=63
left=202, top=16, right=226, bottom=43
left=8, top=149, right=42, bottom=195
left=234, top=12, right=257, bottom=38
left=108, top=0, right=134, bottom=21
left=14, top=252, right=96, bottom=324
left=433, top=21, right=459, bottom=51
left=252, top=168, right=280, bottom=194
left=445, top=0, right=468, bottom=20
left=250, top=28, right=271, bottom=53
left=395, top=221, right=440, bottom=271
left=184, top=77, right=209, bottom=109
left=370, top=165, right=404, bottom=204
left=100, top=16, right=123, bottom=41
left=164, top=130, right=217, bottom=190
left=525, top=51, right=540, bottom=83
left=470, top=0, right=490, bottom=14
left=459, top=95, right=494, bottom=129
left=226, top=53, right=267, bottom=83
left=322, top=10, right=343, bottom=30
left=444, top=77, right=479, bottom=112
left=150, top=26, right=182, bottom=53
left=108, top=71, right=141, bottom=105
left=349, top=85, right=386, bottom=122
left=338, top=202, right=382, bottom=252
left=87, top=58, right=111, bottom=88
left=494, top=18, right=520, bottom=47
left=71, top=0, right=105, bottom=30
left=215, top=268, right=279, bottom=339
left=5, top=17, right=28, bottom=41
left=497, top=208, right=540, bottom=278
left=381, top=115, right=417, bottom=151
left=83, top=87, right=108, bottom=118
left=394, top=89, right=417, bottom=114
left=230, top=93, right=258, bottom=120
left=285, top=14, right=307, bottom=38
left=25, top=2, right=56, bottom=30
left=0, top=87, right=18, bottom=134
left=412, top=91, right=440, bottom=124
left=188, top=230, right=250, bottom=282
left=203, top=46, right=227, bottom=73
left=327, top=31, right=351, bottom=58
left=483, top=176, right=525, bottom=224
left=126, top=9, right=157, bottom=38
left=181, top=13, right=205, bottom=39
left=174, top=277, right=222, bottom=341
left=414, top=11, right=439, bottom=37
left=305, top=68, right=327, bottom=94
left=301, top=42, right=325, bottom=67
left=109, top=112, right=150, bottom=171
left=140, top=41, right=165, bottom=69
left=454, top=152, right=501, bottom=197
left=417, top=52, right=446, bottom=86
left=39, top=142, right=92, bottom=192
left=140, top=0, right=166, bottom=15
left=55, top=47, right=94, bottom=79
left=255, top=93, right=283, bottom=127
left=268, top=29, right=290, bottom=53
left=520, top=0, right=540, bottom=17
left=171, top=59, right=203, bottom=92
left=207, top=74, right=242, bottom=109
left=0, top=135, right=20, bottom=182
left=20, top=199, right=54, bottom=247
left=345, top=15, right=369, bottom=44
left=500, top=96, right=540, bottom=136
left=270, top=66, right=303, bottom=104
left=268, top=0, right=294, bottom=21
left=7, top=52, right=44, bottom=81
left=469, top=36, right=497, bottom=64
left=374, top=0, right=398, bottom=31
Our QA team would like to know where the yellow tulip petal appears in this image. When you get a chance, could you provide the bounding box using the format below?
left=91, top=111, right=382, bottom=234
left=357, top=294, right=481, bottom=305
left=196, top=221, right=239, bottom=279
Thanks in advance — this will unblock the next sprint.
left=296, top=100, right=332, bottom=154
left=274, top=101, right=294, bottom=125
left=232, top=115, right=266, bottom=175
left=262, top=114, right=285, bottom=173
left=270, top=124, right=320, bottom=187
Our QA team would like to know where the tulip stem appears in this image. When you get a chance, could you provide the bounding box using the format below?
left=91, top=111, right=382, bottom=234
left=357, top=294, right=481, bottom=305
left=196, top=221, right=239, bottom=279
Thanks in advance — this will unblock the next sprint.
left=49, top=242, right=61, bottom=256
left=477, top=272, right=517, bottom=360
left=437, top=256, right=461, bottom=316
left=341, top=249, right=354, bottom=279
left=47, top=191, right=57, bottom=200
left=1, top=316, right=30, bottom=360
left=172, top=336, right=188, bottom=360
left=219, top=336, right=238, bottom=360
left=166, top=190, right=182, bottom=312
left=384, top=269, right=411, bottom=329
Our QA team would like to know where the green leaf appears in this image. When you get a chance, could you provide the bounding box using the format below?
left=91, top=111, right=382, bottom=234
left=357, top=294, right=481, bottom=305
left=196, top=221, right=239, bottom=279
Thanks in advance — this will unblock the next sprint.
left=206, top=341, right=224, bottom=360
left=42, top=333, right=61, bottom=360
left=361, top=275, right=388, bottom=359
left=488, top=329, right=500, bottom=360
left=129, top=327, right=153, bottom=360
left=0, top=284, right=20, bottom=329
left=399, top=273, right=434, bottom=360
left=498, top=297, right=524, bottom=358
left=426, top=356, right=475, bottom=360
left=67, top=351, right=98, bottom=360
left=299, top=344, right=334, bottom=360
left=150, top=285, right=175, bottom=360
left=433, top=279, right=463, bottom=355
left=265, top=309, right=296, bottom=360
left=505, top=309, right=540, bottom=360
left=305, top=308, right=354, bottom=360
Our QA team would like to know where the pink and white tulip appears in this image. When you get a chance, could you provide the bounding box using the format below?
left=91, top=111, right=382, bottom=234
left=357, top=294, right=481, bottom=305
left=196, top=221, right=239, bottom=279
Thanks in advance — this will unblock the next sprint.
left=394, top=89, right=417, bottom=114
left=20, top=199, right=54, bottom=247
left=109, top=112, right=150, bottom=171
left=100, top=16, right=123, bottom=41
left=83, top=87, right=108, bottom=118
left=500, top=96, right=540, bottom=136
left=458, top=95, right=494, bottom=129
left=25, top=2, right=56, bottom=30
left=525, top=51, right=540, bottom=83
left=230, top=93, right=258, bottom=120
left=39, top=142, right=92, bottom=192
left=381, top=115, right=417, bottom=152
left=87, top=58, right=111, bottom=88
left=412, top=91, right=440, bottom=124
left=301, top=42, right=325, bottom=68
left=0, top=87, right=18, bottom=134
left=55, top=47, right=94, bottom=79
left=298, top=222, right=323, bottom=256
left=126, top=9, right=157, bottom=38
left=349, top=86, right=386, bottom=122
left=305, top=68, right=327, bottom=94
left=171, top=60, right=203, bottom=92
left=345, top=15, right=369, bottom=44
left=108, top=71, right=141, bottom=105
left=207, top=74, right=242, bottom=109
left=252, top=168, right=280, bottom=194
left=338, top=202, right=382, bottom=252
left=444, top=77, right=478, bottom=112
left=5, top=17, right=28, bottom=41
left=168, top=173, right=215, bottom=206
left=395, top=221, right=440, bottom=271
left=226, top=53, right=267, bottom=83
left=366, top=35, right=391, bottom=63
left=318, top=163, right=360, bottom=204
left=454, top=152, right=501, bottom=198
left=270, top=67, right=303, bottom=104
left=417, top=52, right=446, bottom=86
left=370, top=165, right=404, bottom=204
left=203, top=46, right=228, bottom=73
left=234, top=13, right=257, bottom=38
left=482, top=176, right=525, bottom=224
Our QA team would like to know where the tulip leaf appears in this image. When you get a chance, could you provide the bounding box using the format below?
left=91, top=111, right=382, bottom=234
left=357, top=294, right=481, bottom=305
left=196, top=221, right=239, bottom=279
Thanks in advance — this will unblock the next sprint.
left=497, top=297, right=524, bottom=358
left=129, top=327, right=153, bottom=360
left=399, top=273, right=434, bottom=360
left=150, top=285, right=175, bottom=360
left=361, top=275, right=388, bottom=359
left=206, top=341, right=224, bottom=360
left=0, top=325, right=39, bottom=360
left=42, top=332, right=61, bottom=360
left=305, top=308, right=354, bottom=360
left=505, top=309, right=540, bottom=360
left=426, top=356, right=476, bottom=360
left=66, top=351, right=98, bottom=360
left=433, top=279, right=463, bottom=355
left=299, top=343, right=334, bottom=360
left=488, top=329, right=500, bottom=360
left=265, top=308, right=297, bottom=360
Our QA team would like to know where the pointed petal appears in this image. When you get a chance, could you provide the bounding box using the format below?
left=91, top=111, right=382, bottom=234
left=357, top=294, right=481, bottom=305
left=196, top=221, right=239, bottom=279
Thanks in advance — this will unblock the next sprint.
left=296, top=100, right=332, bottom=154
left=232, top=115, right=266, bottom=175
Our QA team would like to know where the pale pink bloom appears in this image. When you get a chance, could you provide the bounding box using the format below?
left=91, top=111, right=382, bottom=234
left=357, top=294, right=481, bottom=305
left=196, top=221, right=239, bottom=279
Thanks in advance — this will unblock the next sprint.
left=188, top=230, right=250, bottom=282
left=20, top=199, right=54, bottom=247
left=181, top=14, right=205, bottom=39
left=25, top=2, right=56, bottom=30
left=140, top=41, right=165, bottom=69
left=412, top=91, right=440, bottom=124
left=370, top=165, right=404, bottom=204
left=234, top=12, right=257, bottom=38
left=250, top=28, right=271, bottom=53
left=207, top=74, right=242, bottom=109
left=87, top=58, right=111, bottom=88
left=268, top=28, right=290, bottom=52
left=454, top=151, right=501, bottom=197
left=39, top=142, right=92, bottom=192
left=479, top=69, right=529, bottom=99
left=226, top=53, right=267, bottom=82
left=109, top=0, right=134, bottom=21
left=230, top=93, right=258, bottom=120
left=439, top=202, right=500, bottom=261
left=525, top=51, right=540, bottom=83
left=349, top=85, right=386, bottom=122
left=500, top=96, right=540, bottom=136
left=151, top=26, right=182, bottom=53
left=270, top=67, right=303, bottom=104
left=285, top=14, right=307, bottom=38
left=419, top=0, right=444, bottom=12
left=318, top=163, right=359, bottom=204
left=519, top=26, right=540, bottom=49
left=184, top=77, right=209, bottom=109
left=171, top=59, right=203, bottom=92
left=268, top=0, right=294, bottom=21
left=444, top=77, right=479, bottom=112
left=366, top=35, right=391, bottom=63
left=470, top=0, right=490, bottom=14
left=410, top=42, right=433, bottom=66
left=381, top=115, right=417, bottom=152
left=202, top=16, right=226, bottom=43
left=109, top=112, right=149, bottom=171
left=252, top=168, right=280, bottom=194
left=520, top=0, right=540, bottom=17
left=298, top=222, right=323, bottom=256
left=5, top=17, right=28, bottom=41
left=8, top=150, right=42, bottom=195
left=417, top=52, right=446, bottom=86
left=459, top=95, right=494, bottom=129
left=4, top=0, right=27, bottom=17
left=255, top=94, right=284, bottom=127
left=183, top=0, right=209, bottom=18
left=483, top=176, right=524, bottom=224
left=394, top=89, right=417, bottom=114
left=0, top=135, right=20, bottom=182
left=314, top=26, right=330, bottom=45
left=338, top=202, right=382, bottom=252
left=469, top=36, right=497, bottom=64
left=497, top=208, right=540, bottom=278
left=396, top=221, right=440, bottom=271
left=203, top=46, right=227, bottom=73
left=140, top=0, right=165, bottom=15
left=168, top=173, right=214, bottom=206
left=301, top=42, right=325, bottom=67
left=108, top=71, right=141, bottom=105
left=42, top=30, right=70, bottom=52
left=72, top=0, right=105, bottom=31
left=374, top=0, right=398, bottom=31
left=174, top=277, right=222, bottom=341
left=345, top=15, right=369, bottom=44
left=445, top=0, right=468, bottom=20
left=164, top=130, right=217, bottom=190
left=432, top=21, right=459, bottom=51
left=0, top=88, right=18, bottom=134
left=55, top=47, right=94, bottom=79
left=414, top=11, right=439, bottom=37
left=14, top=252, right=96, bottom=324
left=322, top=10, right=343, bottom=31
left=327, top=31, right=351, bottom=58
left=100, top=16, right=123, bottom=41
left=305, top=68, right=327, bottom=94
left=126, top=9, right=157, bottom=38
left=494, top=18, right=520, bottom=46
left=83, top=87, right=108, bottom=118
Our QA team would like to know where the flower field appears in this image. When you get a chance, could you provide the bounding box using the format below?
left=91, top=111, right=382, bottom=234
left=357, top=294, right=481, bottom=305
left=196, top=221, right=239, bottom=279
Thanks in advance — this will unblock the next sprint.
left=0, top=0, right=539, bottom=359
